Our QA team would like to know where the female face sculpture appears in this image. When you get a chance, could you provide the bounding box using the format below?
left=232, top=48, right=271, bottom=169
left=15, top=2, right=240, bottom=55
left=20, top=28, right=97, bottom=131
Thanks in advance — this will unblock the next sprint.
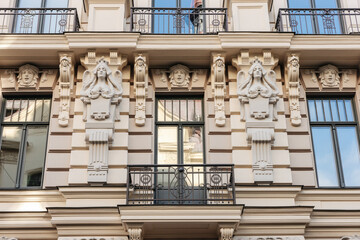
left=319, top=64, right=340, bottom=87
left=18, top=64, right=39, bottom=86
left=96, top=65, right=107, bottom=79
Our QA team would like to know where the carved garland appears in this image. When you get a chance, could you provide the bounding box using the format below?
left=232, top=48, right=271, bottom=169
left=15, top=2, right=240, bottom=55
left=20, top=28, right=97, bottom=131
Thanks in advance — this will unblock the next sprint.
left=134, top=54, right=148, bottom=126
left=287, top=54, right=301, bottom=126
left=212, top=54, right=226, bottom=127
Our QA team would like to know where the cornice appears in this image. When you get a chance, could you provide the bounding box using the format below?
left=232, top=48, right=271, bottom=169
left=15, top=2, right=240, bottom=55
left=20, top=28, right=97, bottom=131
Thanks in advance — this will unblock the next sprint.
left=0, top=35, right=69, bottom=50
left=58, top=186, right=127, bottom=199
left=290, top=35, right=360, bottom=50
left=296, top=189, right=360, bottom=202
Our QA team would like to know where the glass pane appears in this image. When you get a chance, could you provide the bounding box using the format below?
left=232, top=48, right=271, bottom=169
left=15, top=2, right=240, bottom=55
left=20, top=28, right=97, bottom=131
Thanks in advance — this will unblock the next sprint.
left=154, top=0, right=177, bottom=7
left=4, top=100, right=13, bottom=122
left=45, top=0, right=68, bottom=7
left=183, top=126, right=203, bottom=165
left=323, top=100, right=332, bottom=121
left=157, top=126, right=178, bottom=165
left=336, top=126, right=360, bottom=187
left=344, top=100, right=354, bottom=122
left=0, top=126, right=22, bottom=188
left=314, top=0, right=338, bottom=8
left=173, top=100, right=180, bottom=121
left=42, top=99, right=51, bottom=122
left=19, top=99, right=29, bottom=122
left=14, top=0, right=42, bottom=34
left=312, top=126, right=339, bottom=187
left=337, top=100, right=347, bottom=121
left=308, top=100, right=317, bottom=122
left=187, top=100, right=195, bottom=122
left=20, top=126, right=48, bottom=187
left=315, top=100, right=324, bottom=121
left=330, top=100, right=339, bottom=121
left=180, top=100, right=187, bottom=121
left=10, top=100, right=21, bottom=122
left=195, top=99, right=202, bottom=121
left=27, top=100, right=36, bottom=122
left=288, top=0, right=311, bottom=8
left=34, top=99, right=44, bottom=122
left=165, top=100, right=173, bottom=121
left=181, top=0, right=192, bottom=7
left=157, top=100, right=165, bottom=122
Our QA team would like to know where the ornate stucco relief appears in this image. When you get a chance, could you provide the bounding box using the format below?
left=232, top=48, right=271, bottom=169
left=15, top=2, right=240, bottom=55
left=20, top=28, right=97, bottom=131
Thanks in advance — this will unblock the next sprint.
left=211, top=53, right=227, bottom=127
left=300, top=64, right=356, bottom=91
left=233, top=50, right=280, bottom=183
left=220, top=228, right=234, bottom=240
left=342, top=236, right=360, bottom=240
left=234, top=237, right=305, bottom=240
left=286, top=54, right=301, bottom=126
left=80, top=51, right=127, bottom=183
left=0, top=64, right=57, bottom=91
left=151, top=64, right=207, bottom=90
left=128, top=228, right=142, bottom=240
left=58, top=53, right=74, bottom=127
left=134, top=54, right=148, bottom=126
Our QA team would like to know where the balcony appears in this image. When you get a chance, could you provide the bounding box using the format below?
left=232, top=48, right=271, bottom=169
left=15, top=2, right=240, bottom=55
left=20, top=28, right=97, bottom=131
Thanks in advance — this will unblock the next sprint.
left=130, top=7, right=227, bottom=34
left=127, top=164, right=235, bottom=205
left=0, top=8, right=79, bottom=34
left=276, top=8, right=360, bottom=35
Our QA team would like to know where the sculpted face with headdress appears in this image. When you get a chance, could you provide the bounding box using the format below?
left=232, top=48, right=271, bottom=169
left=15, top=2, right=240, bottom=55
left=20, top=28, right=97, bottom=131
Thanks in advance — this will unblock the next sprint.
left=169, top=64, right=190, bottom=87
left=319, top=64, right=340, bottom=87
left=81, top=57, right=122, bottom=100
left=17, top=64, right=39, bottom=87
left=237, top=59, right=278, bottom=99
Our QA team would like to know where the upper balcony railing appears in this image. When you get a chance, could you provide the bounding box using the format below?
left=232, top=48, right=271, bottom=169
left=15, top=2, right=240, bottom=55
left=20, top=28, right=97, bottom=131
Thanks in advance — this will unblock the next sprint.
left=276, top=8, right=360, bottom=34
left=127, top=164, right=235, bottom=205
left=130, top=7, right=227, bottom=34
left=0, top=8, right=79, bottom=34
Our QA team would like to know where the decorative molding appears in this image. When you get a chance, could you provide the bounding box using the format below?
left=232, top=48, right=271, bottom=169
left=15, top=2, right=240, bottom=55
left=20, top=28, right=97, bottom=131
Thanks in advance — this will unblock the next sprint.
left=301, top=64, right=355, bottom=91
left=134, top=54, right=148, bottom=126
left=128, top=228, right=142, bottom=240
left=211, top=53, right=226, bottom=127
left=58, top=53, right=74, bottom=127
left=58, top=238, right=127, bottom=240
left=233, top=51, right=280, bottom=183
left=152, top=64, right=206, bottom=90
left=237, top=58, right=279, bottom=121
left=286, top=54, right=301, bottom=126
left=80, top=51, right=127, bottom=184
left=0, top=237, right=18, bottom=240
left=220, top=228, right=234, bottom=240
left=234, top=237, right=305, bottom=240
left=342, top=236, right=360, bottom=240
left=17, top=64, right=39, bottom=88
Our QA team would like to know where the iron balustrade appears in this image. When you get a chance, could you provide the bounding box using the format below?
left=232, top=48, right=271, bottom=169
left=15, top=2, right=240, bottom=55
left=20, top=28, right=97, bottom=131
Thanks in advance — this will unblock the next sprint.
left=131, top=7, right=227, bottom=34
left=276, top=8, right=360, bottom=34
left=127, top=164, right=235, bottom=205
left=0, top=8, right=80, bottom=34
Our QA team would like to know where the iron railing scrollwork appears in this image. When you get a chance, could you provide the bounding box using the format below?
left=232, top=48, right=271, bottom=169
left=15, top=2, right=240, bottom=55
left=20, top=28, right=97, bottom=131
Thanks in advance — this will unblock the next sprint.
left=130, top=7, right=227, bottom=34
left=127, top=164, right=235, bottom=205
left=276, top=8, right=360, bottom=34
left=0, top=8, right=80, bottom=34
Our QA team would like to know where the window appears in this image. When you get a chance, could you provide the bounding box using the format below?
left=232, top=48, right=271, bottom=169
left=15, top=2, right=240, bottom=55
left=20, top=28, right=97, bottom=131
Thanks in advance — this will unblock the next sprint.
left=0, top=97, right=51, bottom=188
left=14, top=0, right=69, bottom=33
left=152, top=0, right=204, bottom=34
left=287, top=0, right=342, bottom=34
left=308, top=98, right=360, bottom=187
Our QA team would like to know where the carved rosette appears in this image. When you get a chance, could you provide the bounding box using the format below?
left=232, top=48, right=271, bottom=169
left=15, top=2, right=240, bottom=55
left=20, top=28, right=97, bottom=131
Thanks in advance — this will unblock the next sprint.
left=211, top=54, right=226, bottom=127
left=58, top=54, right=74, bottom=127
left=134, top=54, right=148, bottom=126
left=233, top=51, right=280, bottom=183
left=80, top=51, right=127, bottom=184
left=128, top=228, right=142, bottom=240
left=287, top=54, right=301, bottom=126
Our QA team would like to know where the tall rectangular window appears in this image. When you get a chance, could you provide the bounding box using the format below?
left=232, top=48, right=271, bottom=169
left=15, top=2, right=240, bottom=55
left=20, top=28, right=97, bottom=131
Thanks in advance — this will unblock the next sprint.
left=308, top=98, right=360, bottom=187
left=0, top=97, right=50, bottom=188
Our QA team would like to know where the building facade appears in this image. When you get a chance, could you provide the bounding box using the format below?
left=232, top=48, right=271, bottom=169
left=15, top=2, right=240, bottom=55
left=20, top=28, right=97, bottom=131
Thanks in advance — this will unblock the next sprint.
left=0, top=0, right=359, bottom=239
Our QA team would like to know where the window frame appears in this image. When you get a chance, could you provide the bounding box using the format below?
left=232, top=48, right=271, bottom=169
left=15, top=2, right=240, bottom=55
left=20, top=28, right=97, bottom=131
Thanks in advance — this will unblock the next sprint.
left=155, top=95, right=206, bottom=165
left=287, top=0, right=341, bottom=9
left=308, top=96, right=360, bottom=188
left=0, top=96, right=51, bottom=189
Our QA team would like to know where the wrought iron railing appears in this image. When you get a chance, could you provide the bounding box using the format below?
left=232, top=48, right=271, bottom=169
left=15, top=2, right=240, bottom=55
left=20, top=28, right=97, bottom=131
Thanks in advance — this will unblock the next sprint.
left=130, top=7, right=227, bottom=34
left=127, top=164, right=235, bottom=205
left=0, top=8, right=79, bottom=34
left=276, top=8, right=360, bottom=34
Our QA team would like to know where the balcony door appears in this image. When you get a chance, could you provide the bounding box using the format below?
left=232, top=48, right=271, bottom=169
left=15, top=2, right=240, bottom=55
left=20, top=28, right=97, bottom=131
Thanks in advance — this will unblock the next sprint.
left=156, top=97, right=205, bottom=204
left=14, top=0, right=68, bottom=33
left=153, top=0, right=203, bottom=34
left=288, top=0, right=342, bottom=34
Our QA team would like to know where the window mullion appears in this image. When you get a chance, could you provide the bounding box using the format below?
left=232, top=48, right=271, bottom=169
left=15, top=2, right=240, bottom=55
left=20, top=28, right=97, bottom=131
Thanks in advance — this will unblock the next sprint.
left=331, top=124, right=346, bottom=188
left=15, top=125, right=27, bottom=188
